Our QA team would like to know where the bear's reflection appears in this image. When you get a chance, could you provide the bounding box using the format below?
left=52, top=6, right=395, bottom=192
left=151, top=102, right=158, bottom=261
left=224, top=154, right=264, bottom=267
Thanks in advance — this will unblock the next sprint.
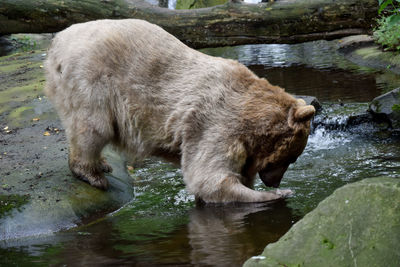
left=187, top=201, right=298, bottom=266
left=1, top=200, right=298, bottom=266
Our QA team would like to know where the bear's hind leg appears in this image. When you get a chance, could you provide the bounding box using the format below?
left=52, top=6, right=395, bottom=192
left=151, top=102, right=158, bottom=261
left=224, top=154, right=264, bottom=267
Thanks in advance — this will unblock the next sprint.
left=67, top=116, right=114, bottom=190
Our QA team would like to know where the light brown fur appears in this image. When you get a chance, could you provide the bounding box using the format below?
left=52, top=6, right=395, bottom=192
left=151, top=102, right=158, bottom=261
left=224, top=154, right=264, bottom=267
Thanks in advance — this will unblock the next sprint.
left=44, top=19, right=314, bottom=202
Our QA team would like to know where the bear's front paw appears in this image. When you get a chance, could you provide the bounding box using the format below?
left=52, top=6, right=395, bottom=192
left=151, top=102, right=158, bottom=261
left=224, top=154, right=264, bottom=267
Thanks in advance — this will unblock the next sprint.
left=274, top=188, right=293, bottom=198
left=70, top=164, right=110, bottom=190
left=86, top=175, right=109, bottom=190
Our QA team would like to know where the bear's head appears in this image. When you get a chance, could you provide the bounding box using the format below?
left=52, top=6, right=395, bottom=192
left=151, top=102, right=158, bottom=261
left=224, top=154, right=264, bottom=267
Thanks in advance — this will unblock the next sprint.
left=228, top=79, right=315, bottom=188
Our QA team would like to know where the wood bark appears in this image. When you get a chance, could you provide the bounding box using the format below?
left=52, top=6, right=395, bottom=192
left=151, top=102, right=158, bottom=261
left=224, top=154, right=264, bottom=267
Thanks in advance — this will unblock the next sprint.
left=0, top=0, right=378, bottom=48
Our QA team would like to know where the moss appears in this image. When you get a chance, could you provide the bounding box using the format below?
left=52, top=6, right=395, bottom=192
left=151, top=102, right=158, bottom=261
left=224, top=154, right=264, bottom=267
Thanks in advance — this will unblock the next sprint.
left=245, top=178, right=400, bottom=267
left=0, top=50, right=45, bottom=121
left=0, top=194, right=30, bottom=219
left=8, top=106, right=34, bottom=120
left=176, top=0, right=227, bottom=9
left=355, top=46, right=400, bottom=70
left=321, top=237, right=335, bottom=250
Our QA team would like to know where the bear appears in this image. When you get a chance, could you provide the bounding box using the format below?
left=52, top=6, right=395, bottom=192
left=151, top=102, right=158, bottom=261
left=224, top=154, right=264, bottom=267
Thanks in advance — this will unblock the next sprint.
left=44, top=19, right=315, bottom=203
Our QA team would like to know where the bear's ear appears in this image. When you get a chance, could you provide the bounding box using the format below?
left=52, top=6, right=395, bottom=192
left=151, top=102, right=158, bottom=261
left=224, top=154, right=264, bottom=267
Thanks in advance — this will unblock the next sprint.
left=289, top=104, right=315, bottom=127
left=294, top=105, right=315, bottom=122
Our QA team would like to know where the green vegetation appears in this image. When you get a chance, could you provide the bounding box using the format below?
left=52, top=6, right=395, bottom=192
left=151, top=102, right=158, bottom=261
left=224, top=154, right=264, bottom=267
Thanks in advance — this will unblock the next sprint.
left=0, top=194, right=30, bottom=218
left=374, top=0, right=400, bottom=51
left=0, top=50, right=46, bottom=125
left=9, top=35, right=37, bottom=51
left=176, top=0, right=227, bottom=9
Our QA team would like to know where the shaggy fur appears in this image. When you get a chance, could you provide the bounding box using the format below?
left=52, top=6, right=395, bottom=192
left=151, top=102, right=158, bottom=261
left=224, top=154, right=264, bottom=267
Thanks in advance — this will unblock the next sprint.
left=44, top=19, right=315, bottom=203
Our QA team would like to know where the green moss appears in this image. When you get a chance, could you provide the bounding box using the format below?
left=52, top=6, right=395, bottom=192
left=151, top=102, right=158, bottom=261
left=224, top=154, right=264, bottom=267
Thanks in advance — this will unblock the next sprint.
left=0, top=50, right=45, bottom=119
left=321, top=237, right=335, bottom=250
left=0, top=194, right=30, bottom=218
left=245, top=178, right=400, bottom=267
left=355, top=46, right=400, bottom=68
left=176, top=0, right=227, bottom=9
left=8, top=106, right=34, bottom=120
left=0, top=60, right=28, bottom=73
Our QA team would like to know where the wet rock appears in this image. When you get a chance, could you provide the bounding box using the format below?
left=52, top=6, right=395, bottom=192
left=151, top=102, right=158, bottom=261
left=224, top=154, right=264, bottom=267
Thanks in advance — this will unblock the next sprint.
left=337, top=35, right=374, bottom=50
left=0, top=145, right=134, bottom=241
left=293, top=95, right=322, bottom=113
left=244, top=177, right=400, bottom=267
left=369, top=88, right=400, bottom=129
left=341, top=44, right=400, bottom=75
left=310, top=103, right=382, bottom=131
left=0, top=36, right=14, bottom=56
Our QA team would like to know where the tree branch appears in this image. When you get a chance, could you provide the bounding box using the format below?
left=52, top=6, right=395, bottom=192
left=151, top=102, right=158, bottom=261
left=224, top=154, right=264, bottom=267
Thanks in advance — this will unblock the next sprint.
left=0, top=0, right=378, bottom=48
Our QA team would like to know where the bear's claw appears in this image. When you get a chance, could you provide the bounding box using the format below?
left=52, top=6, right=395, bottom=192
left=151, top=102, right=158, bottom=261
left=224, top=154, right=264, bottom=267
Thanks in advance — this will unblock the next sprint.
left=274, top=189, right=293, bottom=198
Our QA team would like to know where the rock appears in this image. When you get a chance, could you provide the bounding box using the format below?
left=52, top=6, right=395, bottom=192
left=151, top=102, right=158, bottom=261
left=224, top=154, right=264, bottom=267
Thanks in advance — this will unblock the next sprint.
left=0, top=143, right=134, bottom=241
left=337, top=35, right=374, bottom=50
left=369, top=88, right=400, bottom=129
left=341, top=44, right=400, bottom=75
left=293, top=95, right=322, bottom=113
left=0, top=36, right=14, bottom=56
left=244, top=177, right=400, bottom=267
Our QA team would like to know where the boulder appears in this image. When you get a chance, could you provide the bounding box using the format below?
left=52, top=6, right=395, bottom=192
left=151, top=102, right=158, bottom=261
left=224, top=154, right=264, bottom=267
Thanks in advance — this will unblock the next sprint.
left=293, top=95, right=322, bottom=113
left=369, top=88, right=400, bottom=129
left=337, top=35, right=374, bottom=50
left=244, top=177, right=400, bottom=267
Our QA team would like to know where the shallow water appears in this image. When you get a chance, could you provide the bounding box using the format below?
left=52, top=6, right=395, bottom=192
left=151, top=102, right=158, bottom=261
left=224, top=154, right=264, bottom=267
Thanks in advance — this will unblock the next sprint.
left=1, top=41, right=400, bottom=266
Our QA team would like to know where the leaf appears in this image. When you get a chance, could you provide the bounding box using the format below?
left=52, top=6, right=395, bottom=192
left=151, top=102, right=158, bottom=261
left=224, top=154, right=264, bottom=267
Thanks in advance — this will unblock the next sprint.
left=379, top=0, right=393, bottom=14
left=387, top=14, right=400, bottom=25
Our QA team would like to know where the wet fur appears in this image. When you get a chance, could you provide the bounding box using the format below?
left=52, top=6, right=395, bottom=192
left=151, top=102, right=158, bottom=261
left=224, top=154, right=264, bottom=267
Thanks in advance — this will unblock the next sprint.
left=44, top=19, right=314, bottom=202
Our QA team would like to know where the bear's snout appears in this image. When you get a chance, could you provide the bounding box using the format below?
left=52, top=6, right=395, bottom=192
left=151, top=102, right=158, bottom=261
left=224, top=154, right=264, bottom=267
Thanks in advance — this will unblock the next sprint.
left=259, top=165, right=289, bottom=188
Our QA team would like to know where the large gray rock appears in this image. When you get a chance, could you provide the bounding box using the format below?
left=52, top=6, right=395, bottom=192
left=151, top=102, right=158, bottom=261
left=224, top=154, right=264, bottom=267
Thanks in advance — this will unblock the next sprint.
left=369, top=88, right=400, bottom=129
left=244, top=177, right=400, bottom=267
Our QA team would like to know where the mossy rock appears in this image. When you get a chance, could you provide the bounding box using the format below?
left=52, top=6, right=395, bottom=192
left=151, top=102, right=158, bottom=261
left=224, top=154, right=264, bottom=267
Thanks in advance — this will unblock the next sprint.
left=176, top=0, right=227, bottom=9
left=369, top=88, right=400, bottom=129
left=342, top=44, right=400, bottom=75
left=244, top=177, right=400, bottom=267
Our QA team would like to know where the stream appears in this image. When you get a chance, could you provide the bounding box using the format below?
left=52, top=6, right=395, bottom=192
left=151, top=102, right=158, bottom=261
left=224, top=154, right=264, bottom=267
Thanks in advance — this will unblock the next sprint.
left=1, top=41, right=400, bottom=266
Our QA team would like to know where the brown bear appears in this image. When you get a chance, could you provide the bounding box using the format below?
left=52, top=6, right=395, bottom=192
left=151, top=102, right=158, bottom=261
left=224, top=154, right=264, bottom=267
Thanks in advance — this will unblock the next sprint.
left=44, top=19, right=315, bottom=203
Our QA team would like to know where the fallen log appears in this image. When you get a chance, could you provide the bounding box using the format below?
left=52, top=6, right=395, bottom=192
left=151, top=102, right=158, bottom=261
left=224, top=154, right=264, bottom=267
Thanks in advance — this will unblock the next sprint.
left=0, top=0, right=378, bottom=48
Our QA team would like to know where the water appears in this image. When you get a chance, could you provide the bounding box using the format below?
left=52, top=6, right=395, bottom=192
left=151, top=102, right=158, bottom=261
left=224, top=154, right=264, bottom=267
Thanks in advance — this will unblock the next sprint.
left=1, top=41, right=400, bottom=266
